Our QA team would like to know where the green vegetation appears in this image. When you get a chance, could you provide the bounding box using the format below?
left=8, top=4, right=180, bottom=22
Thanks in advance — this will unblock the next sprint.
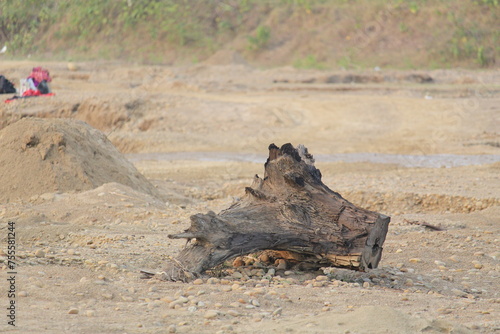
left=293, top=55, right=327, bottom=69
left=0, top=0, right=497, bottom=68
left=247, top=25, right=271, bottom=51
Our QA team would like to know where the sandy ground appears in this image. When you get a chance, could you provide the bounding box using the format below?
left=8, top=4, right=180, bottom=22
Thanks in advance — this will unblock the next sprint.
left=0, top=61, right=499, bottom=333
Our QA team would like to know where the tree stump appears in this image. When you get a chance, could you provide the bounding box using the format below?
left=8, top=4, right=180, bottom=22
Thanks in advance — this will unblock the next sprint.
left=161, top=143, right=390, bottom=281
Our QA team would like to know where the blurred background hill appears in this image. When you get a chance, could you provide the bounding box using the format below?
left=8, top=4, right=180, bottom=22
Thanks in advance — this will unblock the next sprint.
left=0, top=0, right=498, bottom=69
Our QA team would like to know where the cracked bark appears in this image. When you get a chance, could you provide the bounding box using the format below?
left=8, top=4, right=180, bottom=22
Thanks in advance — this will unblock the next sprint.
left=161, top=143, right=390, bottom=281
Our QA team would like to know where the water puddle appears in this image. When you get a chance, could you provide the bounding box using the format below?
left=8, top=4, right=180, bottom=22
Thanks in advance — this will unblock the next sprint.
left=127, top=152, right=500, bottom=168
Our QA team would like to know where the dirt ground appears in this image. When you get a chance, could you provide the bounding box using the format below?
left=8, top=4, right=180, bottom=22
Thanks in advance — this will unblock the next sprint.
left=0, top=61, right=499, bottom=333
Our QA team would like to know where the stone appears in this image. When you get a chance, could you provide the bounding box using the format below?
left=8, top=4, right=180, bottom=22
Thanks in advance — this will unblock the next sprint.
left=272, top=307, right=283, bottom=316
left=192, top=278, right=204, bottom=285
left=312, top=281, right=325, bottom=287
left=102, top=293, right=113, bottom=300
left=227, top=310, right=240, bottom=317
left=207, top=277, right=220, bottom=284
left=233, top=258, right=245, bottom=267
left=85, top=310, right=96, bottom=317
left=259, top=253, right=270, bottom=263
left=232, top=272, right=243, bottom=279
left=404, top=279, right=414, bottom=287
left=18, top=291, right=28, bottom=297
left=229, top=302, right=240, bottom=308
left=437, top=308, right=453, bottom=315
left=68, top=308, right=79, bottom=314
left=67, top=62, right=79, bottom=71
left=489, top=251, right=500, bottom=260
left=409, top=258, right=422, bottom=263
left=451, top=289, right=467, bottom=297
left=35, top=249, right=45, bottom=258
left=204, top=310, right=219, bottom=319
left=276, top=259, right=287, bottom=270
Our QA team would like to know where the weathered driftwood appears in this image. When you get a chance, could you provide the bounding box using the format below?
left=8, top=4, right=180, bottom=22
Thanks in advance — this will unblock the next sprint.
left=161, top=143, right=390, bottom=281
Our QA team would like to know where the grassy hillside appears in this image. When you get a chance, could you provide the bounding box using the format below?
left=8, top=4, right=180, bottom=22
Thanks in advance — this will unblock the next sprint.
left=0, top=0, right=498, bottom=69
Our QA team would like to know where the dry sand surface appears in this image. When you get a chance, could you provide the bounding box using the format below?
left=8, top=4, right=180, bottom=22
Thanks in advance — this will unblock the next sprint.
left=0, top=61, right=499, bottom=333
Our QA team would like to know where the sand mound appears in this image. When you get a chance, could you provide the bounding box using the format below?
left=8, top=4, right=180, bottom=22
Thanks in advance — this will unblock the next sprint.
left=0, top=118, right=160, bottom=203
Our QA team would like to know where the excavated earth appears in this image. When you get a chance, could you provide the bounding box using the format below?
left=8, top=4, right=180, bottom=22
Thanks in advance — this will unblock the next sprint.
left=0, top=60, right=499, bottom=333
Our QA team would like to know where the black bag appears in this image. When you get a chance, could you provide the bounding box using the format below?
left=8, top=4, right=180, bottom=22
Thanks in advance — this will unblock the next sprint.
left=37, top=80, right=51, bottom=94
left=0, top=75, right=16, bottom=94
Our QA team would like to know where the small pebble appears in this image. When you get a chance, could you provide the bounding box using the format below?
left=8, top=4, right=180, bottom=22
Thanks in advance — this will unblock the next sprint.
left=276, top=259, right=287, bottom=270
left=192, top=278, right=204, bottom=285
left=437, top=308, right=453, bottom=314
left=204, top=310, right=219, bottom=319
left=35, top=249, right=45, bottom=258
left=489, top=251, right=499, bottom=260
left=232, top=272, right=243, bottom=279
left=102, top=293, right=113, bottom=300
left=233, top=258, right=245, bottom=267
left=207, top=277, right=220, bottom=284
left=85, top=310, right=95, bottom=317
left=451, top=289, right=467, bottom=297
left=168, top=324, right=177, bottom=333
left=227, top=310, right=240, bottom=317
left=68, top=308, right=79, bottom=314
left=18, top=291, right=28, bottom=297
left=409, top=258, right=422, bottom=263
left=404, top=279, right=414, bottom=287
